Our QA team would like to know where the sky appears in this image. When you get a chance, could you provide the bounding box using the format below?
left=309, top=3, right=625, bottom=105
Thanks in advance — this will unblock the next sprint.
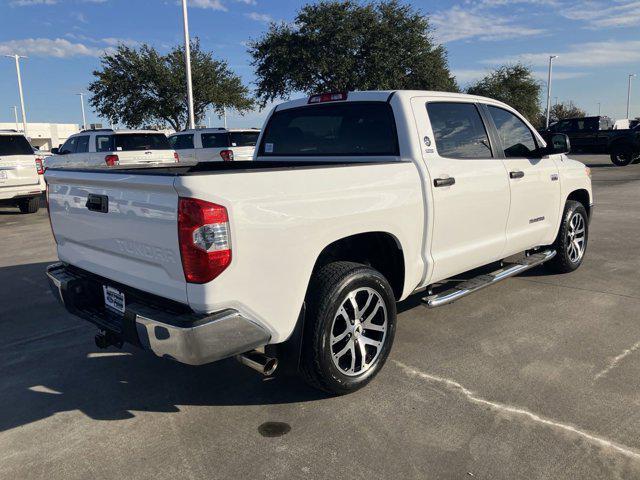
left=0, top=0, right=638, bottom=129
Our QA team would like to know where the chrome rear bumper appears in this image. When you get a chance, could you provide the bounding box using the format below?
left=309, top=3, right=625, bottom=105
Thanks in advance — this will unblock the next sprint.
left=46, top=263, right=270, bottom=365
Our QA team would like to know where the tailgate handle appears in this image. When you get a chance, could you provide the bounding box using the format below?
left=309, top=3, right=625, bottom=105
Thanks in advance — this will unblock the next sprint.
left=86, top=194, right=109, bottom=213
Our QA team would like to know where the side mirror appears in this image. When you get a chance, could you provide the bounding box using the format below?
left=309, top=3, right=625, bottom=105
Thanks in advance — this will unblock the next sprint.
left=542, top=133, right=570, bottom=155
left=51, top=147, right=59, bottom=155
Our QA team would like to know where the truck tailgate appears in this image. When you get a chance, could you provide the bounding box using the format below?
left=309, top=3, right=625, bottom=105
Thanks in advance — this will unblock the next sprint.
left=46, top=169, right=186, bottom=303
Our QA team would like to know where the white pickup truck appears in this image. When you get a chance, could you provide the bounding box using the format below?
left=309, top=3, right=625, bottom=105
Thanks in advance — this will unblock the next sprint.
left=45, top=91, right=593, bottom=394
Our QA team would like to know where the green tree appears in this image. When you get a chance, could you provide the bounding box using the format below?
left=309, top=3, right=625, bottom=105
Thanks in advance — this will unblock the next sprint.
left=548, top=101, right=587, bottom=123
left=89, top=40, right=253, bottom=131
left=466, top=64, right=541, bottom=123
left=248, top=0, right=458, bottom=106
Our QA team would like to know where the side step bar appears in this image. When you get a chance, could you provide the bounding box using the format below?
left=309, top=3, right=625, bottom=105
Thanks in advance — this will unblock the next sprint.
left=423, top=249, right=556, bottom=308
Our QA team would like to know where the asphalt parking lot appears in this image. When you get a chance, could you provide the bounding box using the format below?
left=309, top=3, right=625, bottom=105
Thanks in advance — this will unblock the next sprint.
left=1, top=154, right=639, bottom=480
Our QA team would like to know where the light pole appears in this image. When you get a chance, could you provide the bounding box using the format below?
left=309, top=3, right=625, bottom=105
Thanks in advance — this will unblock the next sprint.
left=12, top=106, right=19, bottom=131
left=627, top=74, right=636, bottom=119
left=76, top=93, right=87, bottom=130
left=545, top=55, right=558, bottom=129
left=181, top=0, right=196, bottom=130
left=5, top=54, right=28, bottom=136
left=597, top=102, right=601, bottom=116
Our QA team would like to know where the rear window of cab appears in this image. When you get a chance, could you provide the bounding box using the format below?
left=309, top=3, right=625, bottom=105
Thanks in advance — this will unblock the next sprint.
left=0, top=135, right=33, bottom=156
left=259, top=102, right=399, bottom=157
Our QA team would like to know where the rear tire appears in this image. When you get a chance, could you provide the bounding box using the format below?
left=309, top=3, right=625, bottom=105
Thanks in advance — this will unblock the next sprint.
left=545, top=200, right=588, bottom=273
left=18, top=196, right=40, bottom=214
left=610, top=146, right=634, bottom=166
left=300, top=261, right=396, bottom=395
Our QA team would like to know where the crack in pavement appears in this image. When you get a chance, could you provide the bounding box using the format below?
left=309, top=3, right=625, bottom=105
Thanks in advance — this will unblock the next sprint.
left=393, top=360, right=640, bottom=462
left=595, top=341, right=640, bottom=380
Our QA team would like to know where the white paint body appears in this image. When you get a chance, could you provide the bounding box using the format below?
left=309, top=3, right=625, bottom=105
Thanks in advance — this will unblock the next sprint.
left=168, top=128, right=260, bottom=163
left=44, top=129, right=176, bottom=169
left=0, top=132, right=44, bottom=201
left=46, top=91, right=593, bottom=344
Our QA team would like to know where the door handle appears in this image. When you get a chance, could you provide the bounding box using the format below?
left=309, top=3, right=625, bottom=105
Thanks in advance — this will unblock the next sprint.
left=434, top=177, right=455, bottom=187
left=509, top=171, right=525, bottom=179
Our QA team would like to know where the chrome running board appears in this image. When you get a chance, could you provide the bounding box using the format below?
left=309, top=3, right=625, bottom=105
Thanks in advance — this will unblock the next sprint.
left=423, top=250, right=556, bottom=308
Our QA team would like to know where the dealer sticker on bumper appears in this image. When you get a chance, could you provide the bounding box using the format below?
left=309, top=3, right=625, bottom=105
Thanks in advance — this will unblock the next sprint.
left=103, top=285, right=125, bottom=314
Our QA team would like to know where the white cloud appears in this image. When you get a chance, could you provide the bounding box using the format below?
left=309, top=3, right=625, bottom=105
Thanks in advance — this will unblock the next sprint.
left=101, top=37, right=140, bottom=47
left=453, top=69, right=491, bottom=84
left=0, top=38, right=104, bottom=58
left=9, top=0, right=57, bottom=5
left=187, top=0, right=227, bottom=11
left=235, top=0, right=256, bottom=4
left=453, top=68, right=586, bottom=85
left=560, top=0, right=640, bottom=28
left=483, top=40, right=640, bottom=68
left=244, top=11, right=272, bottom=22
left=431, top=6, right=545, bottom=43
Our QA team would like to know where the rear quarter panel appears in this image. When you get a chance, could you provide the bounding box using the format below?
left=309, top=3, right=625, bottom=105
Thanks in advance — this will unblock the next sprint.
left=175, top=162, right=424, bottom=343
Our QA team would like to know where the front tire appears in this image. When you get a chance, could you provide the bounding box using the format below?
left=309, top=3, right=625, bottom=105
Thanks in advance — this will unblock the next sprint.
left=300, top=261, right=396, bottom=395
left=18, top=196, right=40, bottom=214
left=546, top=201, right=588, bottom=273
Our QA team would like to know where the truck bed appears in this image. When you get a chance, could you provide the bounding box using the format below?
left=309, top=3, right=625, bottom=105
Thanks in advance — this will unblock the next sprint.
left=47, top=159, right=403, bottom=177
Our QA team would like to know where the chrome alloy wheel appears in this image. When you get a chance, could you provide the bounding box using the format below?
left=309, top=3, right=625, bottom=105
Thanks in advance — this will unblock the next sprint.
left=566, top=211, right=586, bottom=263
left=329, top=287, right=388, bottom=377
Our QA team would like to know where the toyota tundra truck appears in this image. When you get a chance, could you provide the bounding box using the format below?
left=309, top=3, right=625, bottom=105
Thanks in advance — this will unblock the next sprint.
left=45, top=91, right=593, bottom=394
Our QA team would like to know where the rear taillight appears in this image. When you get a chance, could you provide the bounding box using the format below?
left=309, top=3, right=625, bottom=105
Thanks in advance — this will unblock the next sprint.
left=46, top=183, right=58, bottom=245
left=174, top=152, right=180, bottom=163
left=105, top=154, right=119, bottom=166
left=178, top=197, right=231, bottom=284
left=220, top=150, right=234, bottom=162
left=35, top=158, right=44, bottom=175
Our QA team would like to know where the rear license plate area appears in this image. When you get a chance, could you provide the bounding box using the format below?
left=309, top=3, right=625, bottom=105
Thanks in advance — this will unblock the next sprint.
left=103, top=285, right=125, bottom=315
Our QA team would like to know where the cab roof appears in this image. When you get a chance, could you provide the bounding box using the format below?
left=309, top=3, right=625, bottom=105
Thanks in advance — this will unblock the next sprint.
left=274, top=90, right=515, bottom=112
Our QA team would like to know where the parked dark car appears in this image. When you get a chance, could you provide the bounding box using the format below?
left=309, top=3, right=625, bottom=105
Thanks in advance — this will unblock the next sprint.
left=543, top=116, right=613, bottom=152
left=543, top=116, right=640, bottom=166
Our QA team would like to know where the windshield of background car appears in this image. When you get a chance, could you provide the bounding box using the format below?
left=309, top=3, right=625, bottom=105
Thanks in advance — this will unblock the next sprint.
left=259, top=102, right=398, bottom=157
left=115, top=134, right=170, bottom=151
left=0, top=135, right=34, bottom=156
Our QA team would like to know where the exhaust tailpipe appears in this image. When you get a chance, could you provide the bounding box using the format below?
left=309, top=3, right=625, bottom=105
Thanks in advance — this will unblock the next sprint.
left=236, top=350, right=278, bottom=376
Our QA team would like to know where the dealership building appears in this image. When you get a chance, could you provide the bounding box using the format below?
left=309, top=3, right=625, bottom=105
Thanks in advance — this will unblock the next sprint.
left=0, top=122, right=80, bottom=151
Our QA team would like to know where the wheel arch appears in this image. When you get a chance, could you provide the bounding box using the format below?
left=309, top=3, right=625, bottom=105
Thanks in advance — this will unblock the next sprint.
left=310, top=231, right=406, bottom=301
left=566, top=189, right=591, bottom=219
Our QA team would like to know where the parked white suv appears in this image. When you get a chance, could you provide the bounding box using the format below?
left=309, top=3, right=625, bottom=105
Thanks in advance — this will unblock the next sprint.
left=0, top=131, right=45, bottom=213
left=44, top=129, right=178, bottom=169
left=168, top=128, right=260, bottom=162
left=45, top=91, right=592, bottom=394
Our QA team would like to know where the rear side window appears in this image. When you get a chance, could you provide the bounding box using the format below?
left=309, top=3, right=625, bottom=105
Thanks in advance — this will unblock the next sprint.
left=259, top=102, right=398, bottom=156
left=487, top=106, right=537, bottom=158
left=115, top=134, right=170, bottom=151
left=96, top=135, right=113, bottom=152
left=230, top=131, right=259, bottom=147
left=0, top=135, right=33, bottom=155
left=427, top=102, right=492, bottom=159
left=169, top=134, right=194, bottom=150
left=201, top=133, right=229, bottom=148
left=76, top=135, right=90, bottom=153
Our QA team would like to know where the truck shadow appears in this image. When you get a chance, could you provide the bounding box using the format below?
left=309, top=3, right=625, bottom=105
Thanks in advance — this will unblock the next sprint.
left=0, top=258, right=561, bottom=432
left=0, top=262, right=328, bottom=433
